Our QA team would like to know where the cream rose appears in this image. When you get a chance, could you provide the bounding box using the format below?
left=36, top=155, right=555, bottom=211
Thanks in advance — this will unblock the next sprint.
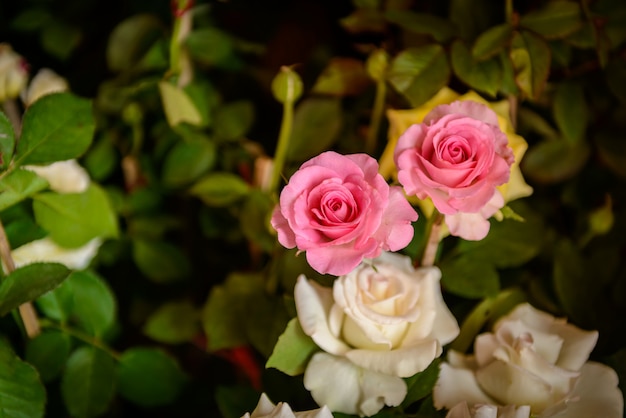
left=295, top=252, right=460, bottom=416
left=21, top=68, right=69, bottom=107
left=241, top=393, right=332, bottom=418
left=24, top=159, right=90, bottom=194
left=434, top=303, right=624, bottom=418
left=446, top=402, right=530, bottom=418
left=11, top=237, right=101, bottom=270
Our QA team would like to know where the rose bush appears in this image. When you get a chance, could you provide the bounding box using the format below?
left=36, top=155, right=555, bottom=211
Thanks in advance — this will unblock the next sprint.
left=393, top=99, right=514, bottom=240
left=433, top=303, right=624, bottom=418
left=295, top=251, right=459, bottom=415
left=241, top=393, right=332, bottom=418
left=271, top=151, right=417, bottom=275
left=446, top=402, right=530, bottom=418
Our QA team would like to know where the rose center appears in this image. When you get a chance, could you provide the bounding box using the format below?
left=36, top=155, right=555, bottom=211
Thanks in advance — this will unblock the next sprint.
left=438, top=135, right=472, bottom=164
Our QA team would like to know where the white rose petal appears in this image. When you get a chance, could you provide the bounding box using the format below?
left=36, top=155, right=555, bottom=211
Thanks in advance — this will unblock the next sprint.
left=21, top=68, right=69, bottom=106
left=11, top=237, right=101, bottom=270
left=294, top=275, right=350, bottom=356
left=554, top=362, right=624, bottom=418
left=303, top=352, right=406, bottom=417
left=25, top=159, right=90, bottom=194
left=446, top=402, right=531, bottom=418
left=433, top=303, right=623, bottom=418
left=242, top=393, right=333, bottom=418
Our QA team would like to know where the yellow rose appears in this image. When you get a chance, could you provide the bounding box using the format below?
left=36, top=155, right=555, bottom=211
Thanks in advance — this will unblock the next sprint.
left=380, top=88, right=533, bottom=208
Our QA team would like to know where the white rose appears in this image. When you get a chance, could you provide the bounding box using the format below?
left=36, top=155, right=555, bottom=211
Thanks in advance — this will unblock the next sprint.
left=241, top=393, right=333, bottom=418
left=0, top=43, right=28, bottom=102
left=295, top=251, right=460, bottom=416
left=434, top=303, right=624, bottom=418
left=21, top=68, right=69, bottom=107
left=25, top=159, right=90, bottom=194
left=446, top=402, right=530, bottom=418
left=11, top=237, right=102, bottom=270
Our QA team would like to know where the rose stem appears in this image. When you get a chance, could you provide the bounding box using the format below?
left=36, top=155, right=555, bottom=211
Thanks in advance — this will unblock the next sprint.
left=0, top=220, right=40, bottom=338
left=420, top=209, right=444, bottom=267
left=365, top=79, right=387, bottom=156
left=268, top=70, right=297, bottom=194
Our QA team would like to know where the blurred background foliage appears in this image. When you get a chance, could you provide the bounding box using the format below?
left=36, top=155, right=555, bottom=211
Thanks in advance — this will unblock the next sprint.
left=1, top=0, right=626, bottom=416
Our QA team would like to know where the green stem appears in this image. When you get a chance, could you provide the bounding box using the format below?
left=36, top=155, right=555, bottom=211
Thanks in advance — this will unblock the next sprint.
left=419, top=209, right=444, bottom=267
left=505, top=0, right=514, bottom=23
left=450, top=288, right=526, bottom=353
left=41, top=319, right=122, bottom=360
left=365, top=80, right=387, bottom=156
left=168, top=0, right=193, bottom=77
left=269, top=97, right=295, bottom=194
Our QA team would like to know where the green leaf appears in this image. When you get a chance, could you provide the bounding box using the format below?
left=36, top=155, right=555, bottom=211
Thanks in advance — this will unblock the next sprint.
left=286, top=97, right=343, bottom=162
left=246, top=294, right=291, bottom=357
left=520, top=1, right=583, bottom=39
left=456, top=202, right=544, bottom=268
left=0, top=111, right=15, bottom=170
left=40, top=20, right=82, bottom=60
left=202, top=273, right=264, bottom=351
left=0, top=262, right=70, bottom=316
left=116, top=348, right=187, bottom=407
left=132, top=238, right=191, bottom=283
left=186, top=27, right=237, bottom=68
left=162, top=139, right=216, bottom=187
left=266, top=318, right=318, bottom=376
left=606, top=57, right=626, bottom=103
left=35, top=278, right=74, bottom=323
left=522, top=139, right=590, bottom=184
left=387, top=45, right=450, bottom=107
left=312, top=57, right=371, bottom=96
left=240, top=190, right=276, bottom=253
left=0, top=340, right=46, bottom=418
left=439, top=255, right=500, bottom=299
left=214, top=100, right=255, bottom=142
left=33, top=184, right=119, bottom=248
left=401, top=359, right=441, bottom=408
left=509, top=30, right=551, bottom=100
left=83, top=134, right=118, bottom=182
left=0, top=169, right=49, bottom=212
left=450, top=0, right=497, bottom=41
left=106, top=14, right=163, bottom=72
left=158, top=81, right=203, bottom=127
left=66, top=270, right=116, bottom=337
left=553, top=82, right=588, bottom=145
left=188, top=172, right=250, bottom=207
left=4, top=217, right=47, bottom=250
left=451, top=40, right=502, bottom=97
left=383, top=10, right=456, bottom=42
left=25, top=330, right=72, bottom=382
left=61, top=346, right=116, bottom=418
left=596, top=130, right=626, bottom=178
left=14, top=93, right=95, bottom=166
left=143, top=300, right=200, bottom=344
left=498, top=51, right=519, bottom=96
left=472, top=23, right=513, bottom=61
left=518, top=107, right=559, bottom=139
left=10, top=8, right=51, bottom=31
left=215, top=386, right=262, bottom=418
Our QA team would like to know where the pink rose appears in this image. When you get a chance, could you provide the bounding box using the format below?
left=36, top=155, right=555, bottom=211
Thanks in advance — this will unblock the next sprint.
left=394, top=101, right=514, bottom=240
left=271, top=151, right=417, bottom=276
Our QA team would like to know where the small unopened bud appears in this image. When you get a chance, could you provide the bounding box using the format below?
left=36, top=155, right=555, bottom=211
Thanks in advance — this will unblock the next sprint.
left=366, top=49, right=389, bottom=82
left=589, top=194, right=613, bottom=236
left=271, top=66, right=303, bottom=104
left=21, top=68, right=69, bottom=106
left=0, top=43, right=29, bottom=102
